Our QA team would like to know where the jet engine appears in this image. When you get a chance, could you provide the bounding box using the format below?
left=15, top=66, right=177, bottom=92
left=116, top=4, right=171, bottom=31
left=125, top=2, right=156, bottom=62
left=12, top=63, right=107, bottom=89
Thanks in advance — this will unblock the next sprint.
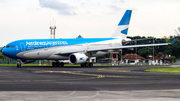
left=69, top=53, right=88, bottom=64
left=21, top=60, right=36, bottom=64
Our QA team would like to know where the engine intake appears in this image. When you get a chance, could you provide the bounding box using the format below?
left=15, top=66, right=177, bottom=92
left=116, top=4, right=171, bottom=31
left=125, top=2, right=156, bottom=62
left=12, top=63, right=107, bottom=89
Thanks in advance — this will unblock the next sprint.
left=69, top=53, right=88, bottom=64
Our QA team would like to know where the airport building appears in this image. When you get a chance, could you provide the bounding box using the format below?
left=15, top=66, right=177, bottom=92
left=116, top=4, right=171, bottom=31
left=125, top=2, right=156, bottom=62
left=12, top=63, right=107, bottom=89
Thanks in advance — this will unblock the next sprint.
left=122, top=53, right=144, bottom=65
left=149, top=55, right=167, bottom=65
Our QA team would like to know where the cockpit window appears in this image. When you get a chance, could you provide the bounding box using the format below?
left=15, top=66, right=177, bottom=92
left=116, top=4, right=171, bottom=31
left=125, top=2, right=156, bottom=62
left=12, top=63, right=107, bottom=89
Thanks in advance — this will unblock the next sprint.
left=6, top=46, right=14, bottom=48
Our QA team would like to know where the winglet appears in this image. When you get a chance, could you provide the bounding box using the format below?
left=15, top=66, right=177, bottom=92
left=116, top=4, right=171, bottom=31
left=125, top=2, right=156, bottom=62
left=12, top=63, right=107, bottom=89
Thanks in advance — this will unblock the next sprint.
left=170, top=38, right=178, bottom=44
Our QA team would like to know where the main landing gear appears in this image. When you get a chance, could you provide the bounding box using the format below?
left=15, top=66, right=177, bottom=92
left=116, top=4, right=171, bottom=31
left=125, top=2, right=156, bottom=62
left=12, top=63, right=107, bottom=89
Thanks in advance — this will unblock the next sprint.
left=80, top=62, right=93, bottom=67
left=52, top=62, right=64, bottom=67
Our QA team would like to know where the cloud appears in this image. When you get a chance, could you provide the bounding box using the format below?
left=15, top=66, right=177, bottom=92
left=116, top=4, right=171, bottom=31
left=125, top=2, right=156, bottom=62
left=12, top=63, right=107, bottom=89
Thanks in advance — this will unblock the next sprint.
left=39, top=0, right=76, bottom=15
left=108, top=0, right=125, bottom=13
left=0, top=0, right=7, bottom=3
left=109, top=5, right=122, bottom=11
left=157, top=28, right=169, bottom=38
left=112, top=0, right=125, bottom=3
left=27, top=7, right=40, bottom=11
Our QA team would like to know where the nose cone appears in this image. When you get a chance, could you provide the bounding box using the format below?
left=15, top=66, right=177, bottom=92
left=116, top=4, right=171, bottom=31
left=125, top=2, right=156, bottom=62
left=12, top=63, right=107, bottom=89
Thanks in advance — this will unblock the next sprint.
left=2, top=48, right=8, bottom=56
left=2, top=48, right=17, bottom=59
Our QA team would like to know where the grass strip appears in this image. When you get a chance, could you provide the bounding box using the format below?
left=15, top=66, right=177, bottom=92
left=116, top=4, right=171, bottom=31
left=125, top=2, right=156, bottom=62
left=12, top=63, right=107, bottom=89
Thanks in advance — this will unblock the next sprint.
left=145, top=67, right=180, bottom=73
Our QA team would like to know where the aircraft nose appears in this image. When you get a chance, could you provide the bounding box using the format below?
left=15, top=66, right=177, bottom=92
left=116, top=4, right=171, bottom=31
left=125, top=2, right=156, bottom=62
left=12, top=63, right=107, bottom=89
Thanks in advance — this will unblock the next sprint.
left=2, top=47, right=17, bottom=59
left=2, top=48, right=8, bottom=56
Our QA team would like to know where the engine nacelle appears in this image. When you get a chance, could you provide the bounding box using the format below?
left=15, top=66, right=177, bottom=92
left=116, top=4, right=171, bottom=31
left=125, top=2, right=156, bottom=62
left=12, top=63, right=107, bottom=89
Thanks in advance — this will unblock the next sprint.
left=69, top=53, right=88, bottom=64
left=22, top=60, right=36, bottom=64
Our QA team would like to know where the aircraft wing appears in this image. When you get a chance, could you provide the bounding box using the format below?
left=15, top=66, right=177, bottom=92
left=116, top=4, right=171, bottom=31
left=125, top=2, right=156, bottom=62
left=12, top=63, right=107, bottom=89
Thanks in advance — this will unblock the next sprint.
left=88, top=43, right=168, bottom=52
left=59, top=38, right=178, bottom=54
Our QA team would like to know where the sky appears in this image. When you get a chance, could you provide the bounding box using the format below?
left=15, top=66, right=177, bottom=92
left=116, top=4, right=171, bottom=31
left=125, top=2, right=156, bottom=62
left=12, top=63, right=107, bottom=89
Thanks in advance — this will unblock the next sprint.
left=0, top=0, right=180, bottom=46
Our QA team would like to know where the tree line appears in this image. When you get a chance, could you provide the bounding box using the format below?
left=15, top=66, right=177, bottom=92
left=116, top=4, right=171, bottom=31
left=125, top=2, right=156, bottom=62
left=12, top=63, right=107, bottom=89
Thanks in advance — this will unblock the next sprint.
left=124, top=35, right=180, bottom=60
left=97, top=35, right=180, bottom=61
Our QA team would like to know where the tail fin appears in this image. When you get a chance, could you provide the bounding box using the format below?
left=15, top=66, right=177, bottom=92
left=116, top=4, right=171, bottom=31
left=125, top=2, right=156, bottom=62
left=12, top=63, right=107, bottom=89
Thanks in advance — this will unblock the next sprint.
left=111, top=10, right=132, bottom=38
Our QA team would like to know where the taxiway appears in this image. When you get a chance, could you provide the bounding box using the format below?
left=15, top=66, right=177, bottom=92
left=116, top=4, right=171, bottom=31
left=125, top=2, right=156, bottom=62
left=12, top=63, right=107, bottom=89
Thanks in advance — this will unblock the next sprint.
left=0, top=66, right=180, bottom=91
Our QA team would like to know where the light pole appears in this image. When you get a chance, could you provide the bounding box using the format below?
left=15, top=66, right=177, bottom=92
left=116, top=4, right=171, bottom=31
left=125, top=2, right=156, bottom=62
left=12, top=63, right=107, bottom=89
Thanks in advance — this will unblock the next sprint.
left=153, top=37, right=155, bottom=65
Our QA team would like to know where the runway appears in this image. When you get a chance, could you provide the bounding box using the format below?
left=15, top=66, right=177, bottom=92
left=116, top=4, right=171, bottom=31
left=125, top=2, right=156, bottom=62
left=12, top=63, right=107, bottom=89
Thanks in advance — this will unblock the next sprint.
left=1, top=65, right=180, bottom=100
left=0, top=65, right=180, bottom=91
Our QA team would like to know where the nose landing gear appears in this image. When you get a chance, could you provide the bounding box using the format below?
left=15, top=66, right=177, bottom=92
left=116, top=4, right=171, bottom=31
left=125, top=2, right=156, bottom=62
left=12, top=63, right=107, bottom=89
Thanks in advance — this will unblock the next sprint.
left=17, top=59, right=22, bottom=68
left=17, top=62, right=21, bottom=68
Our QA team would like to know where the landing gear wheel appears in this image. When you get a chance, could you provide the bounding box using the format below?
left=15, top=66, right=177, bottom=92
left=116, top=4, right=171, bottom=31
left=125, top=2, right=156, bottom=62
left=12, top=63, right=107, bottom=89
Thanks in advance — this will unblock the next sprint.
left=56, top=62, right=60, bottom=67
left=85, top=62, right=89, bottom=67
left=52, top=62, right=56, bottom=67
left=81, top=63, right=85, bottom=67
left=17, top=63, right=21, bottom=68
left=60, top=62, right=64, bottom=67
left=89, top=63, right=93, bottom=67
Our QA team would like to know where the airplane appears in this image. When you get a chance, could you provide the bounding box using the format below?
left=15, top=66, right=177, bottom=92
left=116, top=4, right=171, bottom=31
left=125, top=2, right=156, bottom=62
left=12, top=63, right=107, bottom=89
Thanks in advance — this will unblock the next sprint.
left=1, top=10, right=178, bottom=68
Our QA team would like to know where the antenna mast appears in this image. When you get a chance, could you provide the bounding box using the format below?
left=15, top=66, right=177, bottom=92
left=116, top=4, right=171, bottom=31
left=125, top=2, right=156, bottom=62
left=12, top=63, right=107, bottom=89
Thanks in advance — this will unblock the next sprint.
left=50, top=19, right=56, bottom=39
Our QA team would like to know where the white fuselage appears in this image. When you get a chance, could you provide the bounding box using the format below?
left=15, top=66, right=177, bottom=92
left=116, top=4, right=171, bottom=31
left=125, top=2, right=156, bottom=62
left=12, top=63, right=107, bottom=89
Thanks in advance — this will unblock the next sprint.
left=15, top=37, right=128, bottom=60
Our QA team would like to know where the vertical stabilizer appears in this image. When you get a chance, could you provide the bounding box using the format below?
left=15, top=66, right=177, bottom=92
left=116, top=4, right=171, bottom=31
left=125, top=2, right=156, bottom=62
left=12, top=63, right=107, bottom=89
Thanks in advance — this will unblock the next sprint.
left=111, top=10, right=132, bottom=38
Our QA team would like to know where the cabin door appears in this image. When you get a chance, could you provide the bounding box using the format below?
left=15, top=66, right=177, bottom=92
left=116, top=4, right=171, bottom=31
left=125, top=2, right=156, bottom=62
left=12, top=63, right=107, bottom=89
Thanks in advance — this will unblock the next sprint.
left=20, top=43, right=26, bottom=51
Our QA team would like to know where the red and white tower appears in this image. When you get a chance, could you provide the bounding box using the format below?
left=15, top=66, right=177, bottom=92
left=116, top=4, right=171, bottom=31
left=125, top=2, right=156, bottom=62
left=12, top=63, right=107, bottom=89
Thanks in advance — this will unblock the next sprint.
left=50, top=19, right=56, bottom=39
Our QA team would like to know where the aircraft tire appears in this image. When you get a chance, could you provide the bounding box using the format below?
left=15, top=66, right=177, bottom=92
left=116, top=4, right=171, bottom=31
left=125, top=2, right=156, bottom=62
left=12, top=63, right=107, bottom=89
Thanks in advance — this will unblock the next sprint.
left=56, top=62, right=60, bottom=67
left=52, top=62, right=56, bottom=67
left=60, top=62, right=64, bottom=67
left=17, top=64, right=19, bottom=68
left=89, top=63, right=93, bottom=67
left=85, top=62, right=89, bottom=67
left=81, top=63, right=85, bottom=67
left=17, top=63, right=21, bottom=68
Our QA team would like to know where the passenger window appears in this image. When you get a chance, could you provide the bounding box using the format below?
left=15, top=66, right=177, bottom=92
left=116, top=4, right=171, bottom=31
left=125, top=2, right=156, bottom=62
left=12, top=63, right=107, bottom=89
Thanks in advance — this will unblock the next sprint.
left=6, top=46, right=9, bottom=48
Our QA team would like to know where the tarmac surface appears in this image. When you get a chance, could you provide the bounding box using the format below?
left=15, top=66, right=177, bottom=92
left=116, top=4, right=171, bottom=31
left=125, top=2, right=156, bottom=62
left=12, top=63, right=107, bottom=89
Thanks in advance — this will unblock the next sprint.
left=0, top=65, right=180, bottom=100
